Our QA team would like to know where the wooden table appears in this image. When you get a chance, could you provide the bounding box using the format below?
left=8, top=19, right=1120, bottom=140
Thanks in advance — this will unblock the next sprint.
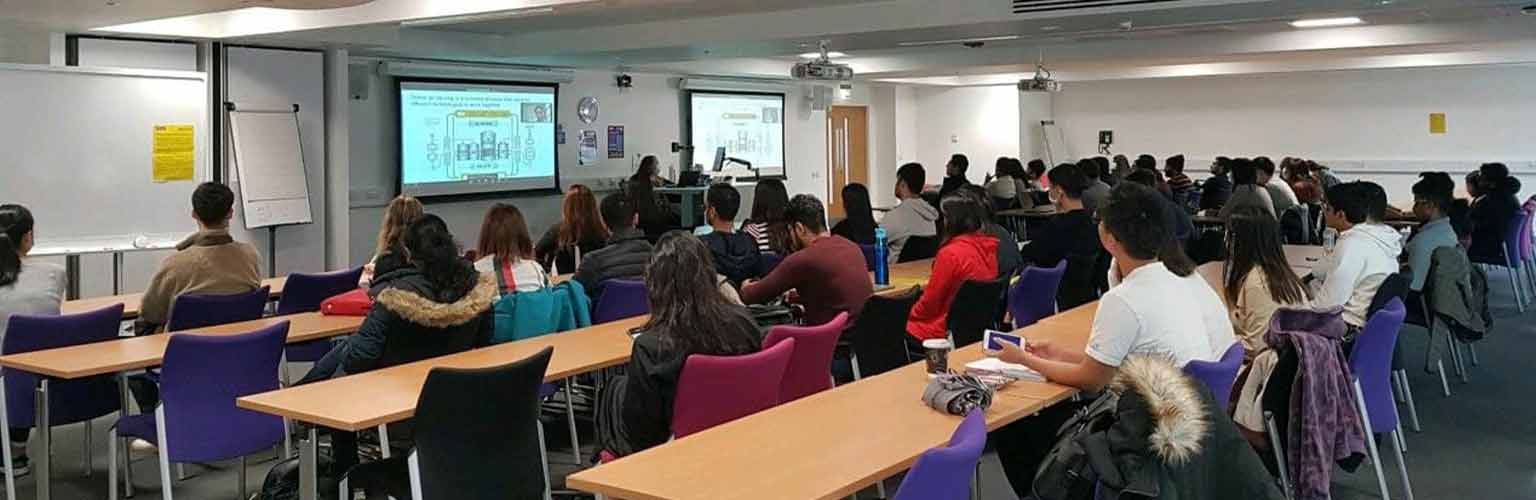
left=567, top=318, right=1092, bottom=500
left=59, top=276, right=289, bottom=319
left=0, top=311, right=360, bottom=500
left=236, top=315, right=648, bottom=500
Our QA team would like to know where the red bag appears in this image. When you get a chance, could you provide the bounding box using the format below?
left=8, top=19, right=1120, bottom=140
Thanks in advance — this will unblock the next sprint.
left=320, top=288, right=373, bottom=316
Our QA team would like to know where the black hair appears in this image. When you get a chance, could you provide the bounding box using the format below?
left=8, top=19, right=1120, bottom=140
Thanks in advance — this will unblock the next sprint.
left=600, top=193, right=637, bottom=230
left=0, top=204, right=35, bottom=287
left=1325, top=181, right=1387, bottom=224
left=949, top=154, right=969, bottom=173
left=1026, top=159, right=1047, bottom=178
left=706, top=183, right=742, bottom=221
left=1165, top=154, right=1185, bottom=173
left=749, top=178, right=789, bottom=223
left=840, top=183, right=877, bottom=237
left=940, top=189, right=989, bottom=241
left=1230, top=158, right=1258, bottom=185
left=1413, top=172, right=1468, bottom=231
left=1124, top=168, right=1157, bottom=188
left=404, top=214, right=478, bottom=299
left=1133, top=155, right=1156, bottom=171
left=1094, top=157, right=1111, bottom=179
left=642, top=231, right=761, bottom=356
left=627, top=158, right=663, bottom=224
left=1077, top=158, right=1101, bottom=179
left=956, top=184, right=996, bottom=221
left=1047, top=163, right=1087, bottom=198
left=782, top=194, right=828, bottom=234
left=1465, top=171, right=1482, bottom=198
left=191, top=182, right=235, bottom=226
left=1100, top=183, right=1169, bottom=262
left=1254, top=156, right=1276, bottom=177
left=897, top=162, right=927, bottom=195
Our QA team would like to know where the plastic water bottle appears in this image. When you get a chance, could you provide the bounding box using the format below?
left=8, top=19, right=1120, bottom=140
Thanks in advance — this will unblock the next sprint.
left=874, top=227, right=889, bottom=286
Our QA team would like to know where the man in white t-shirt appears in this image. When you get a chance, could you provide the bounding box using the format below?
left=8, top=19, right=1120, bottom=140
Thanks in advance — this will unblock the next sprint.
left=992, top=182, right=1236, bottom=495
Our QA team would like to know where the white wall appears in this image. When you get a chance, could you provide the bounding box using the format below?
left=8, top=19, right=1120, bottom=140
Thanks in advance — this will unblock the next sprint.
left=0, top=24, right=51, bottom=64
left=1052, top=65, right=1536, bottom=201
left=913, top=85, right=1021, bottom=187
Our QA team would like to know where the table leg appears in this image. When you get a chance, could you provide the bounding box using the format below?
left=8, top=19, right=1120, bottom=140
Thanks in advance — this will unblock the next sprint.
left=34, top=379, right=50, bottom=500
left=299, top=427, right=317, bottom=500
left=681, top=193, right=696, bottom=229
left=116, top=373, right=134, bottom=498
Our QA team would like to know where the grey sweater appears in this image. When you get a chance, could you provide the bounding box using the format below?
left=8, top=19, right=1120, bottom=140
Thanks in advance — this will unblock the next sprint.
left=0, top=260, right=66, bottom=342
left=882, top=198, right=939, bottom=265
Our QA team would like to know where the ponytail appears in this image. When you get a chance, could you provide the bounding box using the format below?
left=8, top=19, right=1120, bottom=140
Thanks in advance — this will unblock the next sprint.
left=0, top=204, right=35, bottom=288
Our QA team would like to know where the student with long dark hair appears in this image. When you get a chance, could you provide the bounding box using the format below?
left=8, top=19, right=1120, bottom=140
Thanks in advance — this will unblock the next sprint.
left=628, top=156, right=679, bottom=241
left=905, top=190, right=999, bottom=344
left=596, top=232, right=762, bottom=457
left=535, top=184, right=610, bottom=274
left=742, top=178, right=789, bottom=253
left=474, top=203, right=549, bottom=293
left=831, top=183, right=878, bottom=245
left=0, top=204, right=64, bottom=475
left=1225, top=206, right=1313, bottom=440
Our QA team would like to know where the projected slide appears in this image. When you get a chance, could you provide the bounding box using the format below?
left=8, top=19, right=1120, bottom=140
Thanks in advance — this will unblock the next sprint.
left=399, top=80, right=557, bottom=197
left=689, top=91, right=786, bottom=177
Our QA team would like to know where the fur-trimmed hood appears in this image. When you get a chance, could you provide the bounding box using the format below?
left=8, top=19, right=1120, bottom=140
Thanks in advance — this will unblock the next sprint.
left=1110, top=354, right=1209, bottom=465
left=375, top=272, right=497, bottom=328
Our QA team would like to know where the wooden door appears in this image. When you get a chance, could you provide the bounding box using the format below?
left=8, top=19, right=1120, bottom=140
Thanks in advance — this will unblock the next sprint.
left=826, top=105, right=869, bottom=218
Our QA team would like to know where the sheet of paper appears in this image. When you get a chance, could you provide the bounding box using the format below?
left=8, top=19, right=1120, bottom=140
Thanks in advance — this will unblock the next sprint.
left=1429, top=112, right=1446, bottom=134
left=152, top=123, right=195, bottom=182
left=579, top=129, right=599, bottom=166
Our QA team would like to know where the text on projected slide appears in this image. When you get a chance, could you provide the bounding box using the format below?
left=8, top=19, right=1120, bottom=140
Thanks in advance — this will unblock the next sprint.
left=400, top=81, right=557, bottom=196
left=690, top=92, right=785, bottom=174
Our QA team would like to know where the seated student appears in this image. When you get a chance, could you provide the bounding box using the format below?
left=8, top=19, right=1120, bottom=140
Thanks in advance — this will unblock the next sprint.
left=831, top=183, right=878, bottom=245
left=136, top=182, right=262, bottom=335
left=1025, top=159, right=1049, bottom=192
left=1133, top=155, right=1171, bottom=199
left=984, top=157, right=1019, bottom=210
left=698, top=183, right=761, bottom=285
left=991, top=182, right=1235, bottom=495
left=1404, top=173, right=1464, bottom=315
left=905, top=191, right=999, bottom=344
left=1467, top=162, right=1520, bottom=264
left=1220, top=158, right=1276, bottom=219
left=0, top=204, right=64, bottom=475
left=627, top=156, right=680, bottom=242
left=1164, top=154, right=1194, bottom=202
left=1126, top=168, right=1195, bottom=243
left=1079, top=158, right=1112, bottom=214
left=741, top=179, right=789, bottom=254
left=473, top=203, right=550, bottom=293
left=741, top=195, right=874, bottom=326
left=304, top=214, right=495, bottom=477
left=1311, top=181, right=1402, bottom=331
left=1110, top=154, right=1134, bottom=181
left=535, top=184, right=610, bottom=275
left=1094, top=156, right=1117, bottom=188
left=360, top=195, right=424, bottom=288
left=1221, top=207, right=1313, bottom=441
left=956, top=185, right=1021, bottom=278
left=1200, top=157, right=1234, bottom=213
left=1020, top=164, right=1102, bottom=271
left=938, top=154, right=972, bottom=199
left=884, top=163, right=940, bottom=265
left=574, top=194, right=654, bottom=301
left=595, top=232, right=762, bottom=457
left=1255, top=156, right=1299, bottom=217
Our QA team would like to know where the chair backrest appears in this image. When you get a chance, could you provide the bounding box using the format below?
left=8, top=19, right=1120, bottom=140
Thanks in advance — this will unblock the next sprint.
left=1059, top=251, right=1104, bottom=310
left=1348, top=299, right=1406, bottom=433
left=859, top=244, right=878, bottom=272
left=1519, top=208, right=1535, bottom=261
left=591, top=279, right=648, bottom=324
left=413, top=347, right=554, bottom=500
left=3, top=305, right=124, bottom=427
left=849, top=289, right=922, bottom=378
left=897, top=235, right=940, bottom=263
left=947, top=277, right=1010, bottom=347
left=671, top=338, right=795, bottom=438
left=892, top=410, right=987, bottom=500
left=1503, top=208, right=1529, bottom=266
left=275, top=267, right=364, bottom=315
left=762, top=313, right=848, bottom=403
left=1008, top=260, right=1068, bottom=328
left=1366, top=272, right=1410, bottom=319
left=160, top=321, right=288, bottom=462
left=167, top=285, right=271, bottom=332
left=1182, top=342, right=1244, bottom=411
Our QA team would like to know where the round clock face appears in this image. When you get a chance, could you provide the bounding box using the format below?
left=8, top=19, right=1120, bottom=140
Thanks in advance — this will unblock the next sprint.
left=578, top=97, right=599, bottom=124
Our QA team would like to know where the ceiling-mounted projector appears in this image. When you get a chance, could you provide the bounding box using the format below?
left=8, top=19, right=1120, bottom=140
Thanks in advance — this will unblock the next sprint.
left=793, top=40, right=854, bottom=81
left=1018, top=60, right=1061, bottom=93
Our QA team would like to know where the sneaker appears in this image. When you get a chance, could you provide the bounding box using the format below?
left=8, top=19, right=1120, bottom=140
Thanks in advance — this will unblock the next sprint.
left=130, top=438, right=157, bottom=453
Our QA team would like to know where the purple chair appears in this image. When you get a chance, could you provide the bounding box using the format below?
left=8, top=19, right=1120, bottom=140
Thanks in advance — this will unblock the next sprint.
left=1347, top=299, right=1414, bottom=500
left=1008, top=260, right=1068, bottom=328
left=891, top=410, right=986, bottom=500
left=762, top=312, right=848, bottom=403
left=591, top=279, right=648, bottom=324
left=276, top=268, right=364, bottom=365
left=1182, top=342, right=1244, bottom=411
left=671, top=338, right=795, bottom=439
left=165, top=286, right=271, bottom=332
left=108, top=321, right=289, bottom=500
left=1473, top=209, right=1529, bottom=312
left=859, top=244, right=878, bottom=272
left=1, top=304, right=125, bottom=484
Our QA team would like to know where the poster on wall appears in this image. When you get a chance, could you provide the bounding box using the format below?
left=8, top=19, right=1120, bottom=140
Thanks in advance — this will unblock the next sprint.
left=607, top=125, right=625, bottom=159
left=579, top=129, right=599, bottom=166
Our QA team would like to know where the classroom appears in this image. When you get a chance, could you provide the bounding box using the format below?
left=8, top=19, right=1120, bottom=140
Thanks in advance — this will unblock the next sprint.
left=1, top=0, right=1533, bottom=498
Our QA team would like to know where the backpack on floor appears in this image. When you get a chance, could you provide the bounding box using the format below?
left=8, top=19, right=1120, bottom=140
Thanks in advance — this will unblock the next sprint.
left=254, top=455, right=338, bottom=500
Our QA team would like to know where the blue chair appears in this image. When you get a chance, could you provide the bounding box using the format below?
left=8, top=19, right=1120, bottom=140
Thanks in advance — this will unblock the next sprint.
left=1347, top=299, right=1414, bottom=500
left=275, top=268, right=364, bottom=381
left=1, top=304, right=125, bottom=486
left=166, top=286, right=270, bottom=332
left=591, top=279, right=648, bottom=324
left=892, top=410, right=986, bottom=500
left=108, top=321, right=289, bottom=500
left=1183, top=342, right=1244, bottom=411
left=1007, top=260, right=1067, bottom=328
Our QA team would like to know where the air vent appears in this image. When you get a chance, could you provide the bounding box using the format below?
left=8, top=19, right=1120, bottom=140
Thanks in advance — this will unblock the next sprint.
left=1012, top=0, right=1182, bottom=15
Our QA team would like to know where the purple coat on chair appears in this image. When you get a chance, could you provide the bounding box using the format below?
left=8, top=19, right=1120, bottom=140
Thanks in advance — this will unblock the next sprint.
left=1265, top=306, right=1367, bottom=500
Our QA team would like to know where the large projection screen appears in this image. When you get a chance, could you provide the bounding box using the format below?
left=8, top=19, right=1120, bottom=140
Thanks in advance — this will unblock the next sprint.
left=398, top=79, right=558, bottom=197
left=688, top=90, right=786, bottom=178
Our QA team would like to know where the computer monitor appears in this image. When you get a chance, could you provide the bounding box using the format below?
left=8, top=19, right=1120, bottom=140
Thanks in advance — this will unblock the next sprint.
left=712, top=146, right=727, bottom=172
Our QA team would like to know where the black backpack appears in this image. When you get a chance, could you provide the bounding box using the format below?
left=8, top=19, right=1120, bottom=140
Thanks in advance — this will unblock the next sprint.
left=1032, top=392, right=1122, bottom=500
left=253, top=455, right=338, bottom=500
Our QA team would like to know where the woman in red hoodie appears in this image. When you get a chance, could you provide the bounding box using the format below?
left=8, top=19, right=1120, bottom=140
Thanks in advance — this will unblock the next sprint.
left=907, top=191, right=999, bottom=343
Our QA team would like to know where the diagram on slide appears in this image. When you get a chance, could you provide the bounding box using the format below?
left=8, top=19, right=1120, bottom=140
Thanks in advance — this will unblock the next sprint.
left=400, top=86, right=555, bottom=186
left=690, top=94, right=785, bottom=170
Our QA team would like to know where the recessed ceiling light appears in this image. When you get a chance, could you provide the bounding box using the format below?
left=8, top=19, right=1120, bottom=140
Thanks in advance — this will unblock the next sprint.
left=800, top=51, right=847, bottom=59
left=1290, top=17, right=1364, bottom=28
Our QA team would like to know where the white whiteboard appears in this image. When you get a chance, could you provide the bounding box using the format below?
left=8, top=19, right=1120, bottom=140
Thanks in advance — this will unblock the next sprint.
left=1040, top=120, right=1071, bottom=166
left=228, top=106, right=313, bottom=228
left=0, top=64, right=209, bottom=254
